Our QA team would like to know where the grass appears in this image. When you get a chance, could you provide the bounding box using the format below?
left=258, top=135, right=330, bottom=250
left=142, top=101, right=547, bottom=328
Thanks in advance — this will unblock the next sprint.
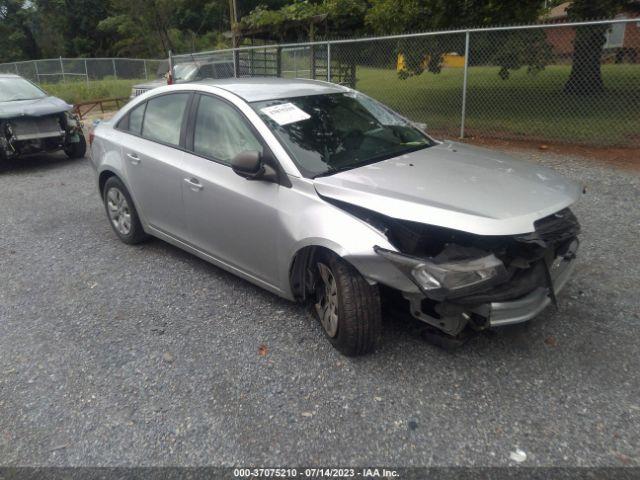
left=34, top=64, right=640, bottom=147
left=38, top=78, right=142, bottom=106
left=355, top=64, right=640, bottom=147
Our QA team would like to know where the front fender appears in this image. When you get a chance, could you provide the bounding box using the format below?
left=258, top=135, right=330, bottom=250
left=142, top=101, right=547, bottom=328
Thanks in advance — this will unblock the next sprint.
left=280, top=184, right=419, bottom=295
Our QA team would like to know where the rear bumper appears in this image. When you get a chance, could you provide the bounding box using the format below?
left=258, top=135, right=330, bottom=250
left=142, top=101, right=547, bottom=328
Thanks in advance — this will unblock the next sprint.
left=488, top=250, right=577, bottom=327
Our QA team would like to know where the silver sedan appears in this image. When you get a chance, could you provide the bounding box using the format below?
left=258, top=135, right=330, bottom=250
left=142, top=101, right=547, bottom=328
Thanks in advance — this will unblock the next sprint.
left=90, top=78, right=581, bottom=356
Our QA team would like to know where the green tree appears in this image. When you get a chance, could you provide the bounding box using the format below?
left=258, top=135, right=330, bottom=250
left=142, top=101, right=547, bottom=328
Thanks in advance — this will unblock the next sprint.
left=238, top=0, right=369, bottom=41
left=33, top=0, right=112, bottom=57
left=365, top=0, right=548, bottom=80
left=365, top=0, right=544, bottom=34
left=0, top=0, right=40, bottom=62
left=563, top=0, right=636, bottom=95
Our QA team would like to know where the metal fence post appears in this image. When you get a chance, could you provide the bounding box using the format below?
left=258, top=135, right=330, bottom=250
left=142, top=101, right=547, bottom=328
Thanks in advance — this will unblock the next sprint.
left=143, top=60, right=148, bottom=79
left=14, top=63, right=19, bottom=75
left=276, top=46, right=283, bottom=77
left=59, top=57, right=66, bottom=83
left=112, top=59, right=117, bottom=79
left=232, top=48, right=238, bottom=78
left=460, top=30, right=470, bottom=139
left=326, top=42, right=331, bottom=82
left=293, top=49, right=297, bottom=78
left=34, top=61, right=40, bottom=83
left=84, top=58, right=89, bottom=84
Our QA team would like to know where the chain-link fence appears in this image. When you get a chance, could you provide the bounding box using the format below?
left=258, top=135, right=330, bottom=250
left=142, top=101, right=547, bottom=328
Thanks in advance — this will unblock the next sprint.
left=173, top=18, right=639, bottom=148
left=0, top=57, right=164, bottom=84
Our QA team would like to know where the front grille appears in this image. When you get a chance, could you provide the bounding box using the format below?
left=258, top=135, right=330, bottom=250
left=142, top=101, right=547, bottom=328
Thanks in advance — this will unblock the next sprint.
left=11, top=115, right=64, bottom=141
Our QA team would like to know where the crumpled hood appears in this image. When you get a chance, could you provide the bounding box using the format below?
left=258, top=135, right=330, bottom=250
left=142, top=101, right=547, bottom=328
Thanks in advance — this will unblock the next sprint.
left=0, top=96, right=72, bottom=119
left=313, top=141, right=582, bottom=236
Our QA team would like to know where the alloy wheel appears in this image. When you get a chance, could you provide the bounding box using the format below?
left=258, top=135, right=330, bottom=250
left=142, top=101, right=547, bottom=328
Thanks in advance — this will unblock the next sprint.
left=106, top=187, right=132, bottom=236
left=316, top=262, right=339, bottom=338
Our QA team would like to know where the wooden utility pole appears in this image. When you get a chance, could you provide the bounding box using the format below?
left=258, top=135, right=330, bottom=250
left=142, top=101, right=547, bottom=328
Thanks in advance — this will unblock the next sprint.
left=229, top=0, right=240, bottom=76
left=229, top=0, right=238, bottom=45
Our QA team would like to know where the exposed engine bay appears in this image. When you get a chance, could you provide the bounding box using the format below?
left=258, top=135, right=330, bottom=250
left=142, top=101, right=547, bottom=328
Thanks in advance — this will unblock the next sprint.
left=0, top=111, right=83, bottom=160
left=329, top=198, right=580, bottom=337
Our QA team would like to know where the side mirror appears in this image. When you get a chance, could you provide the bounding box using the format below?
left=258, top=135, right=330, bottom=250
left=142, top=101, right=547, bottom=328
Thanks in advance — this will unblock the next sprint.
left=231, top=150, right=278, bottom=182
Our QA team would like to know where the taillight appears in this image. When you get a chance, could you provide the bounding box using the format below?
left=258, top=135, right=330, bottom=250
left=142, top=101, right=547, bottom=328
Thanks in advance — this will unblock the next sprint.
left=167, top=71, right=173, bottom=85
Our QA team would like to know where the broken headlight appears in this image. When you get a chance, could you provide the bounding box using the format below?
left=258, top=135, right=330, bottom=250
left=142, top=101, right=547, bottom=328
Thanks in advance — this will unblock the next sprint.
left=375, top=246, right=507, bottom=300
left=64, top=111, right=82, bottom=132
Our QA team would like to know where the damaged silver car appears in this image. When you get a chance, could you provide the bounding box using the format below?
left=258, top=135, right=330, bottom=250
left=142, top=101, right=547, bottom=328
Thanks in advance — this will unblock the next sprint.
left=90, top=78, right=581, bottom=356
left=0, top=74, right=86, bottom=161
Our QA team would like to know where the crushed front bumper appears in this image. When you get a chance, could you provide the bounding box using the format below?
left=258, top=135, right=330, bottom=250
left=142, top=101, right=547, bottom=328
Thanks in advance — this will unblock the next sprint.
left=376, top=238, right=579, bottom=335
left=487, top=248, right=577, bottom=327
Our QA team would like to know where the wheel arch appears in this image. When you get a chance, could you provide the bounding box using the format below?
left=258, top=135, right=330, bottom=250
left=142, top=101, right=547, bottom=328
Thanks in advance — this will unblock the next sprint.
left=97, top=168, right=147, bottom=228
left=288, top=242, right=366, bottom=303
left=98, top=169, right=117, bottom=195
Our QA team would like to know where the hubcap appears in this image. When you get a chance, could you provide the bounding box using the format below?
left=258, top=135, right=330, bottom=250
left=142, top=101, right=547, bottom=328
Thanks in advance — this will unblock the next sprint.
left=315, top=263, right=339, bottom=338
left=106, top=187, right=132, bottom=236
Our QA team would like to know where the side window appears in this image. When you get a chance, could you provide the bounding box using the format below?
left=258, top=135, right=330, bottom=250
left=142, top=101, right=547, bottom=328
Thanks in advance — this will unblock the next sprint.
left=193, top=95, right=262, bottom=164
left=142, top=93, right=190, bottom=146
left=128, top=102, right=145, bottom=135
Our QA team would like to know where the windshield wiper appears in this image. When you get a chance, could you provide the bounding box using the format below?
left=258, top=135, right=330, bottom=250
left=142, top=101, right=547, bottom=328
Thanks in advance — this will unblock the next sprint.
left=313, top=143, right=431, bottom=179
left=313, top=165, right=341, bottom=178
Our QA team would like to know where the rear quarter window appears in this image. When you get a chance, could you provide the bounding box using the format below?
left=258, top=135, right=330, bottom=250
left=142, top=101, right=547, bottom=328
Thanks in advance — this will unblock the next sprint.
left=129, top=103, right=145, bottom=135
left=117, top=102, right=146, bottom=135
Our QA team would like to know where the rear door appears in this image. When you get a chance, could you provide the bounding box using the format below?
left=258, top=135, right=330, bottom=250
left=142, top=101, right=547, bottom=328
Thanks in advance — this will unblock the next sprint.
left=120, top=92, right=192, bottom=238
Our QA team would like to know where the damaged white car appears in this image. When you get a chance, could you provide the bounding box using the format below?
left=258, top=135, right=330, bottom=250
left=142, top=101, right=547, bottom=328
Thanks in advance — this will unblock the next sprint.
left=90, top=78, right=581, bottom=356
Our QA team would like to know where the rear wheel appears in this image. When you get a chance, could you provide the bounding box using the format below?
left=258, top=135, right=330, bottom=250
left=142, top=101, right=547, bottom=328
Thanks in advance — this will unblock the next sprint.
left=64, top=133, right=87, bottom=159
left=315, top=253, right=382, bottom=356
left=103, top=176, right=148, bottom=244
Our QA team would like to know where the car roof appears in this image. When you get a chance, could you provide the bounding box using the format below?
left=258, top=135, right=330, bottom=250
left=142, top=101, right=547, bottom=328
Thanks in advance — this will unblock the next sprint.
left=194, top=77, right=350, bottom=102
left=0, top=73, right=21, bottom=79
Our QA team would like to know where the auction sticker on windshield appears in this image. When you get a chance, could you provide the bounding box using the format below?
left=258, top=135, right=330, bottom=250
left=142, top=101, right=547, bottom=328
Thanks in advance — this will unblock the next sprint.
left=260, top=103, right=311, bottom=126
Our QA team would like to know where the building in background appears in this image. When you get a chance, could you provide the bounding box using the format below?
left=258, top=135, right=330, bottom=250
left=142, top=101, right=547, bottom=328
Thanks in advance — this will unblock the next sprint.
left=543, top=1, right=640, bottom=62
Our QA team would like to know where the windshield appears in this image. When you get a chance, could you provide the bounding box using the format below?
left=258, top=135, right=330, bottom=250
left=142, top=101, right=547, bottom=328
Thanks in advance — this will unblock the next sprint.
left=252, top=92, right=433, bottom=178
left=173, top=64, right=198, bottom=82
left=0, top=77, right=47, bottom=102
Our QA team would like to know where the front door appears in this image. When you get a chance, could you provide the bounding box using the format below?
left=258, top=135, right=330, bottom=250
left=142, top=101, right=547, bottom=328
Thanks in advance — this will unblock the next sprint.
left=180, top=94, right=282, bottom=285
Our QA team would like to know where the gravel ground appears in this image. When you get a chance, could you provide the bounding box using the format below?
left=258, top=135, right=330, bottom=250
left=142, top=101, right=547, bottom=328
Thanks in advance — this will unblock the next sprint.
left=0, top=147, right=638, bottom=468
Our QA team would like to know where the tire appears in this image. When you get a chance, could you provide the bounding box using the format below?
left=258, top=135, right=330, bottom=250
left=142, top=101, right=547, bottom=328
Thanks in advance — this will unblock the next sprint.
left=103, top=176, right=148, bottom=244
left=315, top=253, right=382, bottom=356
left=64, top=133, right=87, bottom=159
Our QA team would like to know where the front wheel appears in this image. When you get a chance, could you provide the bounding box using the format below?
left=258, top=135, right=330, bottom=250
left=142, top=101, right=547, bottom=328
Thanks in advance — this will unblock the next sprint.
left=64, top=133, right=87, bottom=159
left=315, top=253, right=382, bottom=356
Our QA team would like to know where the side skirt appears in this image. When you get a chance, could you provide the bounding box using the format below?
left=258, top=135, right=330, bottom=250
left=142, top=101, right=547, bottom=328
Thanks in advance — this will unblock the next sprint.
left=146, top=224, right=294, bottom=301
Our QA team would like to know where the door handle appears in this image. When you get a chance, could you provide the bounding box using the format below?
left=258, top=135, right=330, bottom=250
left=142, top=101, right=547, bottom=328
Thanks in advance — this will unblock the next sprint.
left=184, top=177, right=203, bottom=191
left=126, top=152, right=141, bottom=165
